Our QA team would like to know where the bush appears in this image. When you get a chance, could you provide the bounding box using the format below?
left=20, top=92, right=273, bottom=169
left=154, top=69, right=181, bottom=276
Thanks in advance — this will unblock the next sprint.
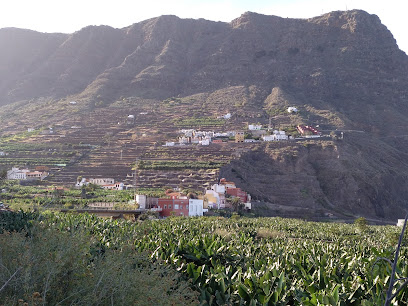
left=0, top=225, right=198, bottom=305
left=355, top=217, right=368, bottom=232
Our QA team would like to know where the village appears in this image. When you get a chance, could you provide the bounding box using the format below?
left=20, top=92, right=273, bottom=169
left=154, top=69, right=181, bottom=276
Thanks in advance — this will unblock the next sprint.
left=2, top=106, right=326, bottom=219
left=164, top=107, right=322, bottom=147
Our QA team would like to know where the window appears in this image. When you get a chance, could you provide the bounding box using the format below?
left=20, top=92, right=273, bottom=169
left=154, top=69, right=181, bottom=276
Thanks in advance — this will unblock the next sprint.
left=164, top=205, right=167, bottom=209
left=180, top=205, right=183, bottom=209
left=186, top=205, right=189, bottom=210
left=169, top=205, right=172, bottom=209
left=175, top=204, right=179, bottom=210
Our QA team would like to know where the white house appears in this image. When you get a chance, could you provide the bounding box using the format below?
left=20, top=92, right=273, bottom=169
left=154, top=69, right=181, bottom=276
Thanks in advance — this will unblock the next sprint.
left=179, top=136, right=189, bottom=144
left=135, top=194, right=147, bottom=209
left=263, top=131, right=288, bottom=141
left=26, top=171, right=48, bottom=180
left=7, top=168, right=29, bottom=180
left=262, top=135, right=275, bottom=141
left=248, top=124, right=262, bottom=130
left=75, top=178, right=89, bottom=188
left=7, top=167, right=48, bottom=180
left=189, top=199, right=205, bottom=216
left=0, top=151, right=6, bottom=156
left=201, top=139, right=210, bottom=146
left=89, top=178, right=115, bottom=185
left=165, top=142, right=175, bottom=146
left=101, top=182, right=124, bottom=190
left=70, top=101, right=77, bottom=105
left=287, top=107, right=298, bottom=113
left=275, top=131, right=288, bottom=141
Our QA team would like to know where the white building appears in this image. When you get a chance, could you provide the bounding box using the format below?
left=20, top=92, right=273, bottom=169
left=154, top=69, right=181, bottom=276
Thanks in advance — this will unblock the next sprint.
left=136, top=194, right=147, bottom=209
left=189, top=199, right=205, bottom=216
left=262, top=135, right=275, bottom=141
left=89, top=178, right=115, bottom=185
left=248, top=124, right=262, bottom=130
left=262, top=131, right=288, bottom=141
left=101, top=182, right=124, bottom=190
left=7, top=168, right=29, bottom=180
left=165, top=142, right=175, bottom=146
left=287, top=107, right=298, bottom=113
left=7, top=167, right=48, bottom=180
left=75, top=178, right=89, bottom=188
left=275, top=131, right=288, bottom=141
left=201, top=139, right=210, bottom=146
left=179, top=136, right=189, bottom=144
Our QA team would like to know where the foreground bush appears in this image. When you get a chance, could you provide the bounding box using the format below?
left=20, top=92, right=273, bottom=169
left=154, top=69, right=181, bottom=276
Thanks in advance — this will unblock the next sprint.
left=0, top=224, right=198, bottom=305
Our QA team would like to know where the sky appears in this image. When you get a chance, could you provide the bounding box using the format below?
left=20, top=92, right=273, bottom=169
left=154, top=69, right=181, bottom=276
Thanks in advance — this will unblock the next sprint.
left=0, top=0, right=407, bottom=54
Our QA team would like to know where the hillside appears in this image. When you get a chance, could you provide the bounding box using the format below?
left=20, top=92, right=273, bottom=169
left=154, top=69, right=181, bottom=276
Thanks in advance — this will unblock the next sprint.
left=0, top=10, right=408, bottom=221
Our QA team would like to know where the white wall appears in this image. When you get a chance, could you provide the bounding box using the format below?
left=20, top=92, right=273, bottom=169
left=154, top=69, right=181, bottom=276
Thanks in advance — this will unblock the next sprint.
left=189, top=199, right=204, bottom=216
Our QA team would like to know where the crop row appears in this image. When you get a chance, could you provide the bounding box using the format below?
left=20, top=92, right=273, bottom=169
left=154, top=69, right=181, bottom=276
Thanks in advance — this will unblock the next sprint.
left=137, top=160, right=228, bottom=170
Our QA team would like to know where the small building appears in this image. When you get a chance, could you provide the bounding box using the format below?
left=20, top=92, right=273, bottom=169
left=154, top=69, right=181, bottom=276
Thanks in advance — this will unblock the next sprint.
left=248, top=124, right=262, bottom=130
left=179, top=136, right=189, bottom=144
left=297, top=125, right=321, bottom=136
left=165, top=142, right=175, bottom=147
left=7, top=167, right=48, bottom=180
left=235, top=131, right=245, bottom=143
left=89, top=178, right=115, bottom=185
left=101, top=182, right=124, bottom=190
left=244, top=139, right=257, bottom=143
left=70, top=101, right=77, bottom=105
left=397, top=219, right=406, bottom=227
left=226, top=187, right=248, bottom=203
left=189, top=199, right=205, bottom=216
left=201, top=139, right=210, bottom=146
left=7, top=168, right=29, bottom=180
left=158, top=198, right=189, bottom=217
left=26, top=171, right=49, bottom=180
left=135, top=195, right=158, bottom=209
left=287, top=107, right=298, bottom=113
left=262, top=135, right=275, bottom=142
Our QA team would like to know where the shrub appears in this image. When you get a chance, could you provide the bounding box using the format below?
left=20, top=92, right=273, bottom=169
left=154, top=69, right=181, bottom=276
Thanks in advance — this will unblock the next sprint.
left=0, top=225, right=198, bottom=305
left=355, top=217, right=368, bottom=232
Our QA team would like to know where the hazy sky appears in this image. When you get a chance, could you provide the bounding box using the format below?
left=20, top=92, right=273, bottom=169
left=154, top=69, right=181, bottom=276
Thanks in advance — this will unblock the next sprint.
left=0, top=0, right=407, bottom=54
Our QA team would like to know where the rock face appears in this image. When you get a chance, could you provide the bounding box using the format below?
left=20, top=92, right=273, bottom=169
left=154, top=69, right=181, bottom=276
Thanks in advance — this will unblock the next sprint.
left=221, top=134, right=408, bottom=220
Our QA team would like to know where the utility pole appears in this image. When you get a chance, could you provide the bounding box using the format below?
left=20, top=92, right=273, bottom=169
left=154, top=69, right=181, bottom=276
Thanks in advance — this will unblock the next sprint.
left=134, top=158, right=138, bottom=202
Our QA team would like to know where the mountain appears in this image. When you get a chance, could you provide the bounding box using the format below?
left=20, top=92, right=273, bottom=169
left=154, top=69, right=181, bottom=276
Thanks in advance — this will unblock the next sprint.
left=1, top=10, right=408, bottom=221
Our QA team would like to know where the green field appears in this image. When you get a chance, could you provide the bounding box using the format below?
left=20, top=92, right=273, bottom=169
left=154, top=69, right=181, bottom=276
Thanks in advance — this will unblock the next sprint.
left=1, top=211, right=407, bottom=305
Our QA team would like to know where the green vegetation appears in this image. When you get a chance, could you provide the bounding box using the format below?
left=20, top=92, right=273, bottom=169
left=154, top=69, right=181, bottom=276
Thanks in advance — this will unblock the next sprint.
left=136, top=160, right=227, bottom=170
left=0, top=212, right=198, bottom=305
left=173, top=117, right=225, bottom=127
left=1, top=212, right=407, bottom=305
left=0, top=129, right=43, bottom=143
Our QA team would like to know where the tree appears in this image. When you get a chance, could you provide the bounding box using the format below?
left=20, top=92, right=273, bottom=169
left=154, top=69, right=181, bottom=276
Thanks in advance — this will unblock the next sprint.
left=0, top=170, right=6, bottom=181
left=229, top=197, right=244, bottom=212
